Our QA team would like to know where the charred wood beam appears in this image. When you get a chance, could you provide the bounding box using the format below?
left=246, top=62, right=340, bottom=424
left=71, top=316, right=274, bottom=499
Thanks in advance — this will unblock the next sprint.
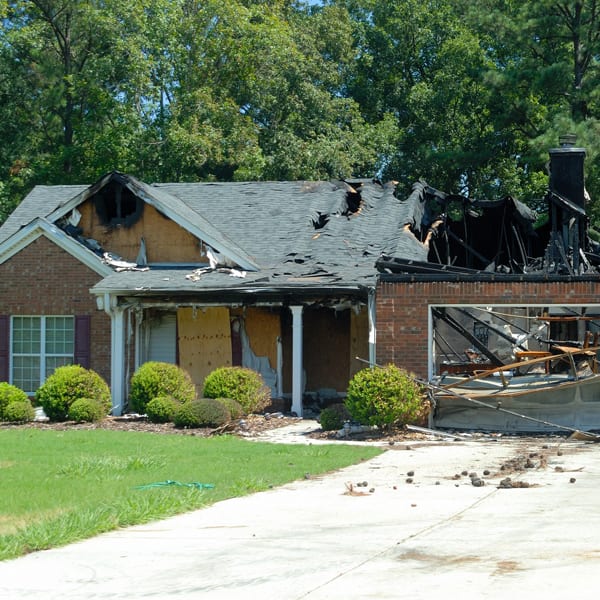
left=553, top=232, right=575, bottom=275
left=434, top=330, right=465, bottom=362
left=511, top=223, right=528, bottom=267
left=431, top=307, right=504, bottom=366
left=445, top=229, right=492, bottom=267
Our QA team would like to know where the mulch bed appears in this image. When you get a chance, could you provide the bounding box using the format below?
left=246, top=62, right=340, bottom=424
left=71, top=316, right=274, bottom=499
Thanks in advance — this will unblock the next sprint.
left=1, top=413, right=433, bottom=443
left=0, top=413, right=303, bottom=438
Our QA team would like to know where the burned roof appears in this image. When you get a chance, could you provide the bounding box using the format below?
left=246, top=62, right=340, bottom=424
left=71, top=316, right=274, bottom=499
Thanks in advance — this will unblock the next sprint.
left=6, top=144, right=598, bottom=296
left=92, top=178, right=406, bottom=297
left=376, top=179, right=600, bottom=279
left=0, top=173, right=408, bottom=297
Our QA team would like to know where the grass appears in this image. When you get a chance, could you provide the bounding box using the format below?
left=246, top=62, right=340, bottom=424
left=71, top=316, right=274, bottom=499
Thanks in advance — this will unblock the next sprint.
left=0, top=429, right=382, bottom=560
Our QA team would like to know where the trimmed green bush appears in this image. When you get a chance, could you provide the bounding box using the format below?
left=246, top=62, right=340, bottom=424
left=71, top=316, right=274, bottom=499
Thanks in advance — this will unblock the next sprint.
left=215, top=397, right=245, bottom=419
left=128, top=362, right=196, bottom=414
left=35, top=365, right=111, bottom=422
left=173, top=398, right=231, bottom=428
left=2, top=400, right=35, bottom=423
left=203, top=367, right=270, bottom=414
left=68, top=398, right=105, bottom=423
left=319, top=403, right=351, bottom=431
left=345, top=365, right=424, bottom=429
left=0, top=382, right=29, bottom=419
left=146, top=395, right=180, bottom=424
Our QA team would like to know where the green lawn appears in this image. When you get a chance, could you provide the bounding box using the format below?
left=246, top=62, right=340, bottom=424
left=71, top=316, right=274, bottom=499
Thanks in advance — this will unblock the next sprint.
left=0, top=429, right=382, bottom=560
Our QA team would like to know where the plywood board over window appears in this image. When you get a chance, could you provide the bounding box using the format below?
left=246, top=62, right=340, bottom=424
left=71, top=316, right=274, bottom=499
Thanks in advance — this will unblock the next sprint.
left=243, top=308, right=279, bottom=370
left=301, top=306, right=350, bottom=392
left=177, top=307, right=232, bottom=392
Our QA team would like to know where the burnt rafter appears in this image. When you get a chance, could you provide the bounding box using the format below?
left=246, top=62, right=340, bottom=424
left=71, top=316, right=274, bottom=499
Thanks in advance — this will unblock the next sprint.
left=423, top=188, right=538, bottom=273
left=378, top=190, right=597, bottom=277
left=375, top=141, right=600, bottom=277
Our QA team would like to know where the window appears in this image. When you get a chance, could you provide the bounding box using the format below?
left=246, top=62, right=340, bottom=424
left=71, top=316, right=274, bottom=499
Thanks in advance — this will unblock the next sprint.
left=11, top=316, right=74, bottom=394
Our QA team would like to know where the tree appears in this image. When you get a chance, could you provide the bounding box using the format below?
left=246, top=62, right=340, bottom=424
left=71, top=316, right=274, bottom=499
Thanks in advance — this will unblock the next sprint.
left=152, top=0, right=389, bottom=181
left=340, top=0, right=531, bottom=197
left=0, top=0, right=164, bottom=182
left=461, top=0, right=600, bottom=217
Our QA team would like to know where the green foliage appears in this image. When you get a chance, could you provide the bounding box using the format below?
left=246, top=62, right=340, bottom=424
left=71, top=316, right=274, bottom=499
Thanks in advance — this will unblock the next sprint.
left=2, top=400, right=35, bottom=423
left=35, top=365, right=111, bottom=422
left=128, top=362, right=196, bottom=414
left=68, top=398, right=106, bottom=423
left=203, top=367, right=270, bottom=414
left=319, top=403, right=351, bottom=432
left=0, top=382, right=29, bottom=419
left=145, top=395, right=180, bottom=424
left=4, top=0, right=600, bottom=228
left=173, top=398, right=231, bottom=428
left=215, top=397, right=245, bottom=420
left=345, top=364, right=424, bottom=429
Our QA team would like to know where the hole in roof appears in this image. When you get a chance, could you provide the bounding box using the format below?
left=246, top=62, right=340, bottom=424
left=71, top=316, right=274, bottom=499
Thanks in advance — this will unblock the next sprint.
left=312, top=212, right=330, bottom=230
left=345, top=189, right=362, bottom=214
left=94, top=181, right=143, bottom=227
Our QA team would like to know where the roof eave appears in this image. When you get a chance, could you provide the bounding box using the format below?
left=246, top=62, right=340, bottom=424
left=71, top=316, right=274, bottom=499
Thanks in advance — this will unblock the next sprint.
left=0, top=217, right=114, bottom=277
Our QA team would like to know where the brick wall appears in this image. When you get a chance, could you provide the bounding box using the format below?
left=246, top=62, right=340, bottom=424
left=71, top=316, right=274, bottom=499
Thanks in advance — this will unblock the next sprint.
left=0, top=236, right=112, bottom=384
left=376, top=278, right=600, bottom=378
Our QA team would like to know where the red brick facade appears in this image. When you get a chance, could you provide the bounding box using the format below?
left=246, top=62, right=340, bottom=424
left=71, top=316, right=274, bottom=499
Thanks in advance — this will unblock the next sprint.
left=0, top=236, right=112, bottom=384
left=376, top=278, right=600, bottom=378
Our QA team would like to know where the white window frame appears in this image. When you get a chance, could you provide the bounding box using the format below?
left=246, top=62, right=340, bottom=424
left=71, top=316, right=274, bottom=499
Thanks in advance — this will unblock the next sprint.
left=10, top=316, right=75, bottom=394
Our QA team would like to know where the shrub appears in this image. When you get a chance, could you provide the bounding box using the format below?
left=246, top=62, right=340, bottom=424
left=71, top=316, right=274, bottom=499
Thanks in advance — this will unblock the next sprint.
left=203, top=367, right=270, bottom=414
left=215, top=397, right=245, bottom=419
left=173, top=398, right=231, bottom=428
left=0, top=382, right=29, bottom=419
left=2, top=400, right=35, bottom=423
left=129, top=362, right=196, bottom=414
left=345, top=365, right=424, bottom=430
left=146, top=395, right=180, bottom=424
left=35, top=365, right=111, bottom=422
left=68, top=398, right=105, bottom=423
left=319, top=403, right=351, bottom=431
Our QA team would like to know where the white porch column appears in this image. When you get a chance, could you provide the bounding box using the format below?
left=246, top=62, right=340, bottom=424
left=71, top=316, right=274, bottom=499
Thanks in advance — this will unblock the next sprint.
left=368, top=288, right=376, bottom=366
left=290, top=305, right=304, bottom=417
left=102, top=293, right=126, bottom=416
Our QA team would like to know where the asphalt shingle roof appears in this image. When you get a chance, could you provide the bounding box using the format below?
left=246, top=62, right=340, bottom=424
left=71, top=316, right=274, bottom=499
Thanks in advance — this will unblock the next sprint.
left=0, top=175, right=426, bottom=295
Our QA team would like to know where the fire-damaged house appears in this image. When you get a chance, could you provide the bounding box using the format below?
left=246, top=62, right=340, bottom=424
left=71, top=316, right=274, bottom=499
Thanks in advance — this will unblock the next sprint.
left=0, top=175, right=403, bottom=416
left=1, top=138, right=600, bottom=428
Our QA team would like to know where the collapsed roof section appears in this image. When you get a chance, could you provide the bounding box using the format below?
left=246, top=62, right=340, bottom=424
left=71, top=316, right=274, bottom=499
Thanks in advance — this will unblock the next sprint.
left=378, top=181, right=540, bottom=276
left=378, top=140, right=600, bottom=278
left=377, top=182, right=600, bottom=278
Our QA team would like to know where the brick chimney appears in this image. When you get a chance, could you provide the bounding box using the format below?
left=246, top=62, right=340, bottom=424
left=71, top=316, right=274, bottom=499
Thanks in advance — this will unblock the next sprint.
left=549, top=134, right=586, bottom=208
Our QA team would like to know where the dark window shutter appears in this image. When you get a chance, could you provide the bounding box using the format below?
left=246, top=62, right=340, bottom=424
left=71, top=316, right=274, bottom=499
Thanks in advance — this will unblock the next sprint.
left=74, top=315, right=91, bottom=368
left=0, top=315, right=8, bottom=382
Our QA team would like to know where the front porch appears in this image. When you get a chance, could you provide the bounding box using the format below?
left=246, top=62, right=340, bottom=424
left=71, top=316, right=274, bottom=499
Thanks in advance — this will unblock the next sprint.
left=96, top=291, right=375, bottom=416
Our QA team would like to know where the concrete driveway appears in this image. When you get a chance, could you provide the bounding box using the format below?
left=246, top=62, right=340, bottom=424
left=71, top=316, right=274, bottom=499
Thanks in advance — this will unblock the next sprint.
left=1, top=428, right=599, bottom=599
